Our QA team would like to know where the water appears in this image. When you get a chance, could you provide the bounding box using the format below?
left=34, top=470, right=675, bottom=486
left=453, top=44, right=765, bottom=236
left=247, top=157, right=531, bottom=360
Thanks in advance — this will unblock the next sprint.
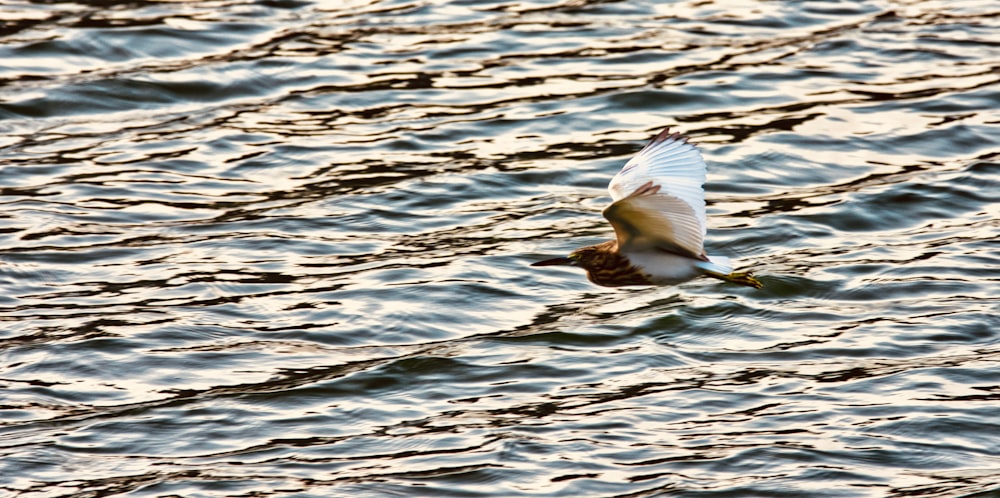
left=1, top=0, right=998, bottom=496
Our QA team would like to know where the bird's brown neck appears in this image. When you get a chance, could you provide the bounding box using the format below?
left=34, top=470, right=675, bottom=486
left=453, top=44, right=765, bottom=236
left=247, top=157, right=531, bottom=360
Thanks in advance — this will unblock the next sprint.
left=576, top=240, right=654, bottom=287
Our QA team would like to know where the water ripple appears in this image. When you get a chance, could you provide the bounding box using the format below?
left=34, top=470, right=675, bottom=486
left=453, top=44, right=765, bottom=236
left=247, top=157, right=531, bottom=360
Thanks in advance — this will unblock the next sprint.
left=1, top=0, right=999, bottom=496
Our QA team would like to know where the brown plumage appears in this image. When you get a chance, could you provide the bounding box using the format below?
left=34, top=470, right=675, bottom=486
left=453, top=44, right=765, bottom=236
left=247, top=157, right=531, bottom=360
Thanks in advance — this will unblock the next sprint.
left=569, top=240, right=654, bottom=287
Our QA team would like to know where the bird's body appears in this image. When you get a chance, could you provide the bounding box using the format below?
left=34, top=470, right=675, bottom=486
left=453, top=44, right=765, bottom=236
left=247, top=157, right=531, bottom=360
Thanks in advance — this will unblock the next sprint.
left=532, top=127, right=762, bottom=289
left=625, top=249, right=705, bottom=285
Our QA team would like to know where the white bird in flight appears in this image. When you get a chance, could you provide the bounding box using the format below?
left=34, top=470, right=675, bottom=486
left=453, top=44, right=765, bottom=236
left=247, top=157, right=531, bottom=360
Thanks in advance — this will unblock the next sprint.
left=531, top=127, right=762, bottom=289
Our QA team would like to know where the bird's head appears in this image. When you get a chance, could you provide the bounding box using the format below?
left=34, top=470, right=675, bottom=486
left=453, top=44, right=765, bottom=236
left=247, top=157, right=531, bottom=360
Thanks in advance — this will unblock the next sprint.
left=531, top=241, right=652, bottom=287
left=530, top=241, right=618, bottom=273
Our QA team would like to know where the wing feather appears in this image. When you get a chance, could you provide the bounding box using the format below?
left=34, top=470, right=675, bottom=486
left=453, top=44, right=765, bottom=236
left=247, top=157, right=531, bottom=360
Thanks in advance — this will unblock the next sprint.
left=608, top=128, right=707, bottom=236
left=602, top=184, right=705, bottom=259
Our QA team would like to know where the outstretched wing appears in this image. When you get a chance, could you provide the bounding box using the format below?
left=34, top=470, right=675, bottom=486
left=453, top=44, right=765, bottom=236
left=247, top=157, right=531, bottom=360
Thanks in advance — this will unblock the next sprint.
left=608, top=128, right=707, bottom=237
left=603, top=181, right=705, bottom=259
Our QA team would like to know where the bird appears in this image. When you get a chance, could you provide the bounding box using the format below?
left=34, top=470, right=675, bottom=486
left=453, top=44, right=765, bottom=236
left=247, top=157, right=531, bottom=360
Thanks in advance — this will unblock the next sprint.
left=531, top=127, right=762, bottom=289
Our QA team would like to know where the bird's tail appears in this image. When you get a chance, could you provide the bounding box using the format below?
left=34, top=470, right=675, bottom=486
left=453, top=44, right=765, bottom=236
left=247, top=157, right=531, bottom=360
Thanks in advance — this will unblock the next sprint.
left=696, top=255, right=732, bottom=275
left=697, top=255, right=763, bottom=289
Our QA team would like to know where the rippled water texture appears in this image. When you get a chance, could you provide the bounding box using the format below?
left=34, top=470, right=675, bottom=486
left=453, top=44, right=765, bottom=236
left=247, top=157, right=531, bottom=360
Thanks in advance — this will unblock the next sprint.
left=2, top=0, right=999, bottom=496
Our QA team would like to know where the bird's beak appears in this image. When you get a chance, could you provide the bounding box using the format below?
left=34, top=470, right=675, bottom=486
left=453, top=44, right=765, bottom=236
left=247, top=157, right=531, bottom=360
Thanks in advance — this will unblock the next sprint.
left=531, top=256, right=576, bottom=267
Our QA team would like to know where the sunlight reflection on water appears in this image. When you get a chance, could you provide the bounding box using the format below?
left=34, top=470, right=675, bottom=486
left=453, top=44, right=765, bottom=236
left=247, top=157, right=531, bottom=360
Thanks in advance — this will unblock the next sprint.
left=1, top=0, right=999, bottom=496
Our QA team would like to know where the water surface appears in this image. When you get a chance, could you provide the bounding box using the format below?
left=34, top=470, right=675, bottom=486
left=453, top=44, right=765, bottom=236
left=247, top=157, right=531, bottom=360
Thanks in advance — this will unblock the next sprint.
left=1, top=0, right=999, bottom=496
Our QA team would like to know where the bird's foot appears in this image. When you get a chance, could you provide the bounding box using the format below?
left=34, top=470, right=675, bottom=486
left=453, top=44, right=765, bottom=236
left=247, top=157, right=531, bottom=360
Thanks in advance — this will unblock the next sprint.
left=727, top=271, right=763, bottom=289
left=706, top=270, right=763, bottom=289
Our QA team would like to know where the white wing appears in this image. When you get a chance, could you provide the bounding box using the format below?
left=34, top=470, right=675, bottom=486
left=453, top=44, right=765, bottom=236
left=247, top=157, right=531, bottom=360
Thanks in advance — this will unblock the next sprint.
left=608, top=128, right=707, bottom=236
left=603, top=182, right=705, bottom=258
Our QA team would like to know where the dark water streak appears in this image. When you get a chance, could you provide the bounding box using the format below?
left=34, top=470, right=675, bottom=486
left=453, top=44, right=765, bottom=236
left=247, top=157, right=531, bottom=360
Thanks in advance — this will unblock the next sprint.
left=2, top=0, right=1000, bottom=497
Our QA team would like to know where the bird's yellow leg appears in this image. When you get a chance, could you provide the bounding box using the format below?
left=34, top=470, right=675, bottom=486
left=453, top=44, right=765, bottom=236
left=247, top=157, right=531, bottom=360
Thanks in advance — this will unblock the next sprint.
left=704, top=270, right=763, bottom=289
